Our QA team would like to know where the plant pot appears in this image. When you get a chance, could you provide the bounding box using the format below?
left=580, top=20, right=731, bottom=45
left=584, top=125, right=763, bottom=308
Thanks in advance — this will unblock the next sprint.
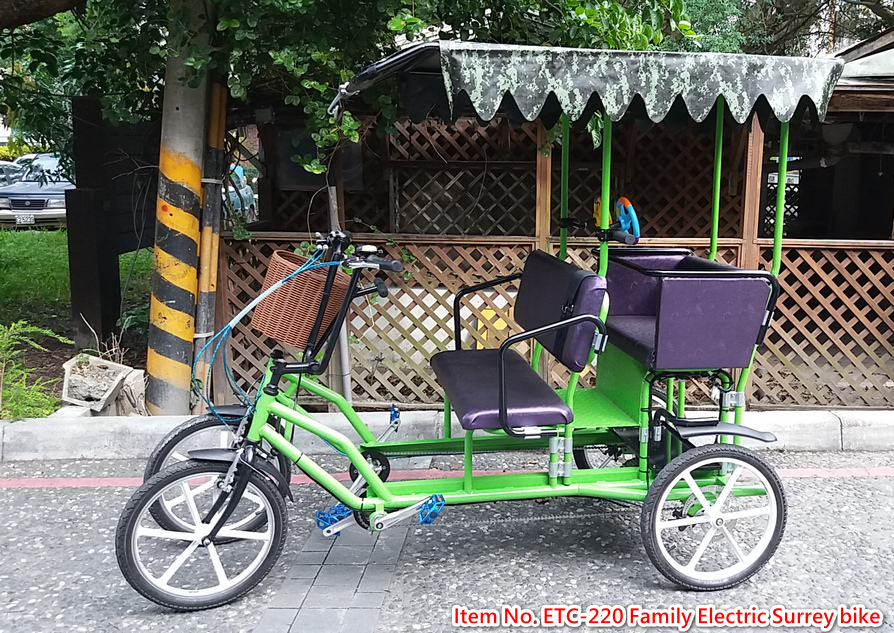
left=62, top=355, right=132, bottom=412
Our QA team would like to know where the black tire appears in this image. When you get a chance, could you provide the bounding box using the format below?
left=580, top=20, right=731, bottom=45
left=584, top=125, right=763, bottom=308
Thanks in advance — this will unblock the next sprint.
left=116, top=460, right=288, bottom=610
left=145, top=415, right=291, bottom=533
left=641, top=443, right=786, bottom=591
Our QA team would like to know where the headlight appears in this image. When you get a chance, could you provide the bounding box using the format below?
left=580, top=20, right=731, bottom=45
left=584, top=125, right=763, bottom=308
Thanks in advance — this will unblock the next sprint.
left=46, top=198, right=66, bottom=208
left=0, top=198, right=9, bottom=209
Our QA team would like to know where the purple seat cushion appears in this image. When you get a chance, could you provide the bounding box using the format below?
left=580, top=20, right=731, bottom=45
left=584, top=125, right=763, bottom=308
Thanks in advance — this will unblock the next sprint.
left=430, top=349, right=573, bottom=430
left=605, top=315, right=657, bottom=367
left=514, top=250, right=606, bottom=372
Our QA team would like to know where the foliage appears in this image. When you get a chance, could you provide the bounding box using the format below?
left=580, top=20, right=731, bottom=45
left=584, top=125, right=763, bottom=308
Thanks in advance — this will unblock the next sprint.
left=661, top=0, right=743, bottom=52
left=0, top=140, right=42, bottom=161
left=0, top=320, right=72, bottom=419
left=0, top=229, right=153, bottom=326
left=1, top=0, right=696, bottom=171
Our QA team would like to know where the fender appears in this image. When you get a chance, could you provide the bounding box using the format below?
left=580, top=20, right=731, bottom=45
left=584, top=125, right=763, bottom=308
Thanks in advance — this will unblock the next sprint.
left=668, top=421, right=776, bottom=444
left=188, top=448, right=293, bottom=501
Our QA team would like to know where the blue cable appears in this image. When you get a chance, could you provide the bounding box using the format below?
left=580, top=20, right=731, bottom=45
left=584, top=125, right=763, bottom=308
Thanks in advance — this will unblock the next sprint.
left=192, top=248, right=350, bottom=426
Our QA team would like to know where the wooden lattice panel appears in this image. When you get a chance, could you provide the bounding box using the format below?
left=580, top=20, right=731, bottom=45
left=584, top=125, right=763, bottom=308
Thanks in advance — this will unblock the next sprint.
left=390, top=119, right=538, bottom=162
left=751, top=246, right=894, bottom=407
left=219, top=236, right=535, bottom=406
left=393, top=167, right=536, bottom=236
left=348, top=242, right=533, bottom=404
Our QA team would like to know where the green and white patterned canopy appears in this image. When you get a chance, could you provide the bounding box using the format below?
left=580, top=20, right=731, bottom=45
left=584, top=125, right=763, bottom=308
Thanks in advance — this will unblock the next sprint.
left=339, top=41, right=843, bottom=125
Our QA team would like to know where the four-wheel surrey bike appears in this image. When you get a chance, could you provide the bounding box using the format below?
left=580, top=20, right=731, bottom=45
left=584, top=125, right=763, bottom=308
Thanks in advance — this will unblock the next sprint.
left=118, top=42, right=843, bottom=609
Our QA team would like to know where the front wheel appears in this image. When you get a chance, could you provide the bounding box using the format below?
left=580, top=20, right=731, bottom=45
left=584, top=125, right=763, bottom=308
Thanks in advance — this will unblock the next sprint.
left=116, top=460, right=288, bottom=610
left=641, top=443, right=786, bottom=591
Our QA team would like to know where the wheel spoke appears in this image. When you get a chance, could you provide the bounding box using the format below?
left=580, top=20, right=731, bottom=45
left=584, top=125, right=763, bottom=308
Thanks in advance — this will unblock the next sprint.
left=685, top=526, right=717, bottom=571
left=207, top=543, right=229, bottom=586
left=712, top=467, right=743, bottom=511
left=724, top=505, right=772, bottom=521
left=721, top=525, right=747, bottom=562
left=682, top=472, right=713, bottom=512
left=181, top=482, right=203, bottom=527
left=657, top=514, right=712, bottom=530
left=158, top=540, right=200, bottom=585
left=218, top=431, right=233, bottom=449
left=163, top=478, right=216, bottom=513
left=215, top=528, right=272, bottom=542
left=170, top=452, right=189, bottom=463
left=137, top=527, right=196, bottom=541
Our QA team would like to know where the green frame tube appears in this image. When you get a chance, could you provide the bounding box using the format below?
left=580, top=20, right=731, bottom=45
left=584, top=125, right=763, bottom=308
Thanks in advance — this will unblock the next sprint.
left=771, top=122, right=790, bottom=276
left=598, top=118, right=612, bottom=277
left=709, top=96, right=724, bottom=261
left=559, top=115, right=571, bottom=261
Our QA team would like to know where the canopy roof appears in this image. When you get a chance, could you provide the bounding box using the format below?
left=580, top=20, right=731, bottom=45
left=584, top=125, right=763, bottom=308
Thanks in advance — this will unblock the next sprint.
left=336, top=41, right=843, bottom=126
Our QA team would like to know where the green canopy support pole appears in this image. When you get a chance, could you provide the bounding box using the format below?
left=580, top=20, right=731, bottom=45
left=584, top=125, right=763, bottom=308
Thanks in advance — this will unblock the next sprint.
left=771, top=122, right=790, bottom=276
left=708, top=96, right=724, bottom=261
left=598, top=118, right=612, bottom=277
left=559, top=115, right=570, bottom=261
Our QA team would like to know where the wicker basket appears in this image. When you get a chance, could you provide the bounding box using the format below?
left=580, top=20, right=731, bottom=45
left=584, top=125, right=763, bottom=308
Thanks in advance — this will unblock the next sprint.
left=251, top=250, right=350, bottom=349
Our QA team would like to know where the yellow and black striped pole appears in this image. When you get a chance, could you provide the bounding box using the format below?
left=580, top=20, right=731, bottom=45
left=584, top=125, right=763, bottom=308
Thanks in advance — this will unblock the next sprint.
left=146, top=0, right=208, bottom=414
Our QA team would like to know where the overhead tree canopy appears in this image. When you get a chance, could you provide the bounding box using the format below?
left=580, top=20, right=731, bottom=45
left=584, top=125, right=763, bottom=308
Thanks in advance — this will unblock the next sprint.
left=0, top=0, right=84, bottom=30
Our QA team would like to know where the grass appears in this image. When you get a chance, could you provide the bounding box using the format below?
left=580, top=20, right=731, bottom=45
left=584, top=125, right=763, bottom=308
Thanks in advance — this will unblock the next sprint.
left=0, top=229, right=153, bottom=328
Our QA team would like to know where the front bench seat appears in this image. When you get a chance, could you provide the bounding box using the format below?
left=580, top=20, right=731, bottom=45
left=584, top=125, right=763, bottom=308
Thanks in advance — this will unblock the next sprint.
left=431, top=250, right=606, bottom=432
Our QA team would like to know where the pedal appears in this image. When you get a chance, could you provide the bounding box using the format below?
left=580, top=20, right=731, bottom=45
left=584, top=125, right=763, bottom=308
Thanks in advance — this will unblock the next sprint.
left=315, top=503, right=353, bottom=531
left=418, top=494, right=446, bottom=525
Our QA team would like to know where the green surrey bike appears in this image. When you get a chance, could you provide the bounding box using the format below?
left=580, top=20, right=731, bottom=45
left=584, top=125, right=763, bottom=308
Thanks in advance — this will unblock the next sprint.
left=118, top=42, right=842, bottom=609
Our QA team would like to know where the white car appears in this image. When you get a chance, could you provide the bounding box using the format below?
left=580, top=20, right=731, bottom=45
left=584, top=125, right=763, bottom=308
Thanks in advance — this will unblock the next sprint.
left=0, top=155, right=72, bottom=228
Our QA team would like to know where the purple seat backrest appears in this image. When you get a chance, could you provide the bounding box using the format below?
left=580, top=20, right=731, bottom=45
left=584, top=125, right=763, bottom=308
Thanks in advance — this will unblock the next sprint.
left=514, top=250, right=606, bottom=373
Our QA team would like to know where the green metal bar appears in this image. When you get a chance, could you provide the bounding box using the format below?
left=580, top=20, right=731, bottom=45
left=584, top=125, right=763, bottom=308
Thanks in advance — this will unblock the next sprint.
left=532, top=341, right=543, bottom=371
left=263, top=399, right=393, bottom=502
left=258, top=426, right=371, bottom=509
left=299, top=377, right=376, bottom=443
left=709, top=96, right=725, bottom=261
left=559, top=115, right=570, bottom=261
left=733, top=345, right=759, bottom=446
left=677, top=379, right=686, bottom=418
left=666, top=378, right=675, bottom=414
left=443, top=394, right=452, bottom=439
left=771, top=122, right=790, bottom=277
left=463, top=430, right=474, bottom=493
left=598, top=118, right=612, bottom=277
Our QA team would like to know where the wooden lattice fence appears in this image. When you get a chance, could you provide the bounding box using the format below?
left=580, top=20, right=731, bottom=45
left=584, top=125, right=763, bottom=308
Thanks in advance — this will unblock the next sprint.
left=752, top=243, right=894, bottom=407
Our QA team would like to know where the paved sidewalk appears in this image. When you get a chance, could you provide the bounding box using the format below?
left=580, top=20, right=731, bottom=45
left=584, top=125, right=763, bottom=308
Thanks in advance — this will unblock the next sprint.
left=253, top=526, right=409, bottom=633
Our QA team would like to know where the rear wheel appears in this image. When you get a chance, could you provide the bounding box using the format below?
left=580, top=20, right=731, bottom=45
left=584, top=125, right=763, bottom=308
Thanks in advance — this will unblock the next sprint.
left=145, top=415, right=291, bottom=534
left=641, top=444, right=786, bottom=590
left=116, top=460, right=287, bottom=610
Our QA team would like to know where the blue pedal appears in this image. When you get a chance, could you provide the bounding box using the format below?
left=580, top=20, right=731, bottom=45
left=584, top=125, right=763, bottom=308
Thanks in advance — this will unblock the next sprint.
left=315, top=503, right=353, bottom=530
left=418, top=494, right=446, bottom=525
left=390, top=404, right=400, bottom=423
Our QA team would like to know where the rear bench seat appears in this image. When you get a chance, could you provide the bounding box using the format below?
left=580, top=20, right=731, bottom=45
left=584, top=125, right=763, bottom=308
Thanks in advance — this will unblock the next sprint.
left=430, top=250, right=606, bottom=433
left=605, top=249, right=776, bottom=370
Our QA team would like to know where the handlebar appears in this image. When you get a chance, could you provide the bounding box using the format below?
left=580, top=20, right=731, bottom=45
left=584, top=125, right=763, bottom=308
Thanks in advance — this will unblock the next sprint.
left=373, top=276, right=389, bottom=298
left=365, top=255, right=404, bottom=272
left=608, top=228, right=637, bottom=245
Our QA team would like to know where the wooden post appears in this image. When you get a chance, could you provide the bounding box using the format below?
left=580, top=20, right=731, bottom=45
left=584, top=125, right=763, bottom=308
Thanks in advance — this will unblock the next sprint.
left=535, top=122, right=552, bottom=253
left=67, top=97, right=120, bottom=349
left=741, top=116, right=765, bottom=270
left=66, top=189, right=121, bottom=349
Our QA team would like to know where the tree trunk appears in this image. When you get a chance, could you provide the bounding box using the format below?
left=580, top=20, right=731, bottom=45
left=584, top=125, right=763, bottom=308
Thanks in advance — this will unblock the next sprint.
left=0, top=0, right=84, bottom=30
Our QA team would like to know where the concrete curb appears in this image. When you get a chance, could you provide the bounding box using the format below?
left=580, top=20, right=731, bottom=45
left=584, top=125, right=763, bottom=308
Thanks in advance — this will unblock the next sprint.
left=0, top=408, right=891, bottom=461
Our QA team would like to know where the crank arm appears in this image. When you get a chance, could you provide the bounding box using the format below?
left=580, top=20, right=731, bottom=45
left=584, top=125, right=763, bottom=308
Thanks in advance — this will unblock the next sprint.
left=370, top=497, right=429, bottom=531
left=321, top=515, right=357, bottom=537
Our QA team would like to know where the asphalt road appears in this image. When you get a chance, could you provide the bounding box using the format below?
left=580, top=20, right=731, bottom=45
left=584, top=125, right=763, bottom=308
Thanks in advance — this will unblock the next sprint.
left=0, top=452, right=892, bottom=633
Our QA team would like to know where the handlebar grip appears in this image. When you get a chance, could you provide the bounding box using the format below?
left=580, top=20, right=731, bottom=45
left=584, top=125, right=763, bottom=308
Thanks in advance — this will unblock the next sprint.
left=373, top=276, right=389, bottom=298
left=367, top=256, right=404, bottom=273
left=609, top=229, right=637, bottom=245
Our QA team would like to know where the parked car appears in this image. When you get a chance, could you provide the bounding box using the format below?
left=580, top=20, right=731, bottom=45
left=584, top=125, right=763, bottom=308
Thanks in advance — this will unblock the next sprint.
left=0, top=161, right=26, bottom=186
left=0, top=155, right=73, bottom=228
left=225, top=169, right=258, bottom=222
left=12, top=153, right=38, bottom=167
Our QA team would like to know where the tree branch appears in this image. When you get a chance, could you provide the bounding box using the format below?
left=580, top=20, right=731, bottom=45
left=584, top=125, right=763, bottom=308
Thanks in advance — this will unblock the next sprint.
left=0, top=0, right=85, bottom=30
left=839, top=0, right=894, bottom=26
